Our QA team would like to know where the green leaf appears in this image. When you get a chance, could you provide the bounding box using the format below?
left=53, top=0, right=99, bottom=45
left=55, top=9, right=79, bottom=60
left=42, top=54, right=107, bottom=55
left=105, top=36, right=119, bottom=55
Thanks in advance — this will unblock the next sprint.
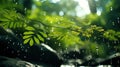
left=25, top=26, right=35, bottom=30
left=23, top=31, right=34, bottom=35
left=24, top=38, right=30, bottom=44
left=37, top=34, right=44, bottom=42
left=40, top=32, right=47, bottom=37
left=13, top=22, right=17, bottom=28
left=10, top=22, right=14, bottom=28
left=30, top=38, right=34, bottom=46
left=23, top=35, right=32, bottom=39
left=34, top=36, right=40, bottom=44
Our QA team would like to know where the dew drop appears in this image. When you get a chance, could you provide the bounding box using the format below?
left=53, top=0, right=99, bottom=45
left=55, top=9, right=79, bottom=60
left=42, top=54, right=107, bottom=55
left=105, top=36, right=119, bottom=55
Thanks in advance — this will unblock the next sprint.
left=41, top=53, right=45, bottom=56
left=5, top=36, right=8, bottom=40
left=20, top=43, right=22, bottom=45
left=24, top=56, right=26, bottom=58
left=110, top=60, right=112, bottom=65
left=58, top=22, right=61, bottom=24
left=96, top=47, right=99, bottom=55
left=17, top=53, right=20, bottom=56
left=112, top=22, right=115, bottom=26
left=118, top=60, right=119, bottom=64
left=16, top=34, right=18, bottom=36
left=117, top=17, right=120, bottom=23
left=55, top=42, right=57, bottom=44
left=65, top=48, right=68, bottom=50
left=6, top=47, right=9, bottom=49
left=25, top=49, right=28, bottom=52
left=24, top=8, right=27, bottom=11
left=58, top=43, right=61, bottom=46
left=17, top=43, right=19, bottom=45
left=41, top=48, right=43, bottom=50
left=8, top=42, right=10, bottom=44
left=13, top=42, right=15, bottom=45
left=73, top=54, right=76, bottom=57
left=17, top=50, right=20, bottom=53
left=21, top=48, right=24, bottom=51
left=47, top=38, right=50, bottom=40
left=9, top=40, right=12, bottom=42
left=11, top=51, right=14, bottom=54
left=110, top=7, right=113, bottom=11
left=13, top=0, right=16, bottom=2
left=15, top=2, right=18, bottom=5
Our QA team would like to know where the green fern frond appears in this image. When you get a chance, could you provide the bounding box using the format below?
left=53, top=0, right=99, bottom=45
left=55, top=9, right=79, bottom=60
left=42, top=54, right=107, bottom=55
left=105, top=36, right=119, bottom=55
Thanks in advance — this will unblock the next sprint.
left=23, top=26, right=47, bottom=46
left=0, top=9, right=26, bottom=29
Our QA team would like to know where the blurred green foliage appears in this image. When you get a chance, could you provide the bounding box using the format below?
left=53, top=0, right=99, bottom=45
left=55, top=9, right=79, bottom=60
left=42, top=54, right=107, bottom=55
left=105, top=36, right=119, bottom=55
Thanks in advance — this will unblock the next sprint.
left=0, top=0, right=120, bottom=58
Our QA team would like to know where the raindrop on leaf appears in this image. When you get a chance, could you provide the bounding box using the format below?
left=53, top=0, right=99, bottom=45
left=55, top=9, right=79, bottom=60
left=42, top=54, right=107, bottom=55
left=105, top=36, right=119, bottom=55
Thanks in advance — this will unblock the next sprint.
left=11, top=51, right=14, bottom=54
left=24, top=56, right=26, bottom=58
left=13, top=42, right=15, bottom=45
left=25, top=49, right=28, bottom=52
left=110, top=7, right=113, bottom=11
left=58, top=43, right=61, bottom=46
left=47, top=37, right=50, bottom=40
left=117, top=17, right=119, bottom=23
left=17, top=50, right=20, bottom=53
left=112, top=22, right=115, bottom=26
left=15, top=2, right=18, bottom=5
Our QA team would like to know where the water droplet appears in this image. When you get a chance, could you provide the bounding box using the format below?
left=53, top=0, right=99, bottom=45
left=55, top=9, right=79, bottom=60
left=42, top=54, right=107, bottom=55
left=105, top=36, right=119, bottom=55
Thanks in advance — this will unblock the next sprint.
left=118, top=60, right=119, bottom=64
left=11, top=51, right=14, bottom=54
left=65, top=48, right=68, bottom=50
left=112, top=22, right=115, bottom=26
left=58, top=43, right=61, bottom=46
left=6, top=47, right=9, bottom=49
left=8, top=42, right=10, bottom=44
left=17, top=43, right=19, bottom=45
left=9, top=40, right=12, bottom=42
left=94, top=36, right=97, bottom=40
left=16, top=34, right=18, bottom=36
left=21, top=48, right=24, bottom=51
left=25, top=49, right=28, bottom=52
left=17, top=53, right=20, bottom=56
left=59, top=11, right=64, bottom=16
left=27, top=47, right=30, bottom=49
left=110, top=60, right=112, bottom=65
left=24, top=56, right=26, bottom=58
left=24, top=8, right=27, bottom=11
left=47, top=38, right=50, bottom=40
left=43, top=12, right=46, bottom=16
left=20, top=43, right=22, bottom=45
left=13, top=0, right=16, bottom=2
left=110, top=7, right=113, bottom=11
left=41, top=53, right=45, bottom=56
left=117, top=17, right=120, bottom=23
left=15, top=2, right=18, bottom=4
left=58, top=22, right=61, bottom=24
left=13, top=42, right=15, bottom=45
left=41, top=48, right=43, bottom=50
left=96, top=47, right=99, bottom=55
left=102, top=38, right=105, bottom=42
left=17, top=50, right=20, bottom=53
left=55, top=42, right=57, bottom=44
left=73, top=54, right=76, bottom=57
left=51, top=27, right=54, bottom=32
left=5, top=36, right=8, bottom=40
left=20, top=34, right=22, bottom=36
left=114, top=41, right=117, bottom=44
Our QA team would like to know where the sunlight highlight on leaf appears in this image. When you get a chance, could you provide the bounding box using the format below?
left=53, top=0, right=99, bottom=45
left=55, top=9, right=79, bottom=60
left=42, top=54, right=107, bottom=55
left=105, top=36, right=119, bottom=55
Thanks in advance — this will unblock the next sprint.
left=30, top=38, right=34, bottom=46
left=34, top=36, right=40, bottom=44
left=24, top=38, right=30, bottom=44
